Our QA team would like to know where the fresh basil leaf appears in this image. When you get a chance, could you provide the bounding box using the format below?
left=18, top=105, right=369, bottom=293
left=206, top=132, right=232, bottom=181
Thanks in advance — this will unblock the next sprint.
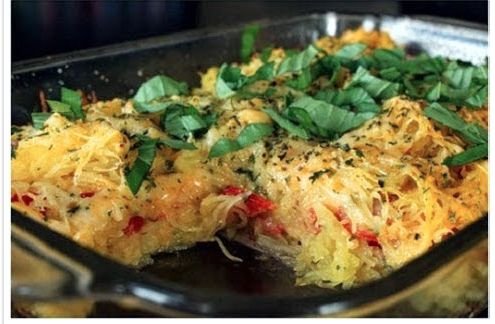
left=216, top=64, right=247, bottom=99
left=208, top=138, right=242, bottom=158
left=125, top=139, right=158, bottom=195
left=464, top=85, right=488, bottom=108
left=290, top=96, right=377, bottom=136
left=159, top=104, right=213, bottom=140
left=335, top=43, right=367, bottom=60
left=134, top=75, right=188, bottom=104
left=209, top=123, right=273, bottom=158
left=61, top=87, right=84, bottom=119
left=31, top=112, right=52, bottom=129
left=315, top=88, right=380, bottom=113
left=276, top=45, right=319, bottom=76
left=47, top=100, right=75, bottom=119
left=246, top=63, right=275, bottom=85
left=379, top=67, right=401, bottom=81
left=236, top=123, right=274, bottom=147
left=158, top=138, right=197, bottom=150
left=236, top=87, right=276, bottom=100
left=264, top=108, right=310, bottom=139
left=240, top=24, right=260, bottom=63
left=286, top=67, right=313, bottom=90
left=348, top=67, right=400, bottom=100
left=260, top=46, right=273, bottom=63
left=443, top=143, right=488, bottom=166
left=425, top=82, right=442, bottom=101
left=442, top=66, right=473, bottom=89
left=399, top=56, right=446, bottom=75
left=423, top=103, right=487, bottom=145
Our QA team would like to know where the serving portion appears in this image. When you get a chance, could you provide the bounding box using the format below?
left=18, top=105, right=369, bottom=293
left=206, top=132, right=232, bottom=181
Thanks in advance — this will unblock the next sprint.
left=11, top=26, right=488, bottom=316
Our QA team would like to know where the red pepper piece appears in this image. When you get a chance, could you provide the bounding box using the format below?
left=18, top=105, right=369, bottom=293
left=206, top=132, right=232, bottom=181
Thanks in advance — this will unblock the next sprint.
left=123, top=216, right=145, bottom=236
left=262, top=219, right=286, bottom=236
left=80, top=191, right=95, bottom=198
left=21, top=195, right=34, bottom=205
left=245, top=193, right=276, bottom=216
left=221, top=186, right=246, bottom=196
left=355, top=229, right=382, bottom=248
left=11, top=194, right=19, bottom=202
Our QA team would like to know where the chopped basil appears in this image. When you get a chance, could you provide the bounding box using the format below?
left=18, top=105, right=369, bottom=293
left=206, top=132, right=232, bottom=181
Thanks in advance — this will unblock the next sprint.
left=159, top=104, right=215, bottom=140
left=240, top=24, right=260, bottom=63
left=288, top=96, right=377, bottom=139
left=209, top=123, right=273, bottom=158
left=423, top=103, right=487, bottom=145
left=276, top=45, right=319, bottom=76
left=423, top=103, right=487, bottom=165
left=133, top=75, right=189, bottom=112
left=31, top=112, right=53, bottom=129
left=215, top=64, right=246, bottom=99
left=61, top=87, right=84, bottom=119
left=347, top=67, right=400, bottom=100
left=444, top=143, right=488, bottom=166
left=158, top=138, right=197, bottom=150
left=314, top=87, right=380, bottom=113
left=334, top=43, right=367, bottom=60
left=125, top=138, right=158, bottom=195
left=264, top=108, right=310, bottom=139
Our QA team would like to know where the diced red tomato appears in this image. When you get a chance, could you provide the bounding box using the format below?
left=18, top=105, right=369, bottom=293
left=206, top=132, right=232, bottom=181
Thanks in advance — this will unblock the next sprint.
left=21, top=195, right=34, bottom=205
left=333, top=206, right=381, bottom=248
left=80, top=191, right=95, bottom=198
left=245, top=193, right=276, bottom=216
left=261, top=218, right=286, bottom=236
left=11, top=194, right=19, bottom=202
left=307, top=208, right=322, bottom=234
left=222, top=186, right=246, bottom=196
left=355, top=229, right=381, bottom=248
left=123, top=216, right=145, bottom=236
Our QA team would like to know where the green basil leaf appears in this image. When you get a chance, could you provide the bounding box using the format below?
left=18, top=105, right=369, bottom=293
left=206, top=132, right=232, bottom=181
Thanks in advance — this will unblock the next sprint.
left=335, top=43, right=367, bottom=60
left=442, top=66, right=473, bottom=89
left=158, top=138, right=197, bottom=150
left=236, top=87, right=276, bottom=100
left=245, top=63, right=275, bottom=85
left=209, top=123, right=273, bottom=158
left=464, top=85, right=488, bottom=108
left=260, top=46, right=273, bottom=63
left=61, top=87, right=84, bottom=119
left=31, top=112, right=52, bottom=129
left=315, top=88, right=380, bottom=113
left=125, top=139, right=158, bottom=195
left=348, top=66, right=400, bottom=100
left=423, top=103, right=487, bottom=145
left=236, top=123, right=274, bottom=147
left=240, top=24, right=260, bottom=63
left=276, top=45, right=319, bottom=76
left=208, top=138, right=242, bottom=158
left=379, top=67, right=401, bottom=81
left=47, top=100, right=75, bottom=119
left=264, top=108, right=310, bottom=139
left=443, top=143, right=488, bottom=166
left=285, top=66, right=313, bottom=90
left=216, top=63, right=247, bottom=99
left=134, top=75, right=188, bottom=103
left=290, top=96, right=377, bottom=136
left=164, top=114, right=207, bottom=139
left=425, top=82, right=442, bottom=101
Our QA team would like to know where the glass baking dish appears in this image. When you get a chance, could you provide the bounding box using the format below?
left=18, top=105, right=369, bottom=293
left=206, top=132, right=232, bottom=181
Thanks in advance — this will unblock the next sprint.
left=11, top=12, right=488, bottom=317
